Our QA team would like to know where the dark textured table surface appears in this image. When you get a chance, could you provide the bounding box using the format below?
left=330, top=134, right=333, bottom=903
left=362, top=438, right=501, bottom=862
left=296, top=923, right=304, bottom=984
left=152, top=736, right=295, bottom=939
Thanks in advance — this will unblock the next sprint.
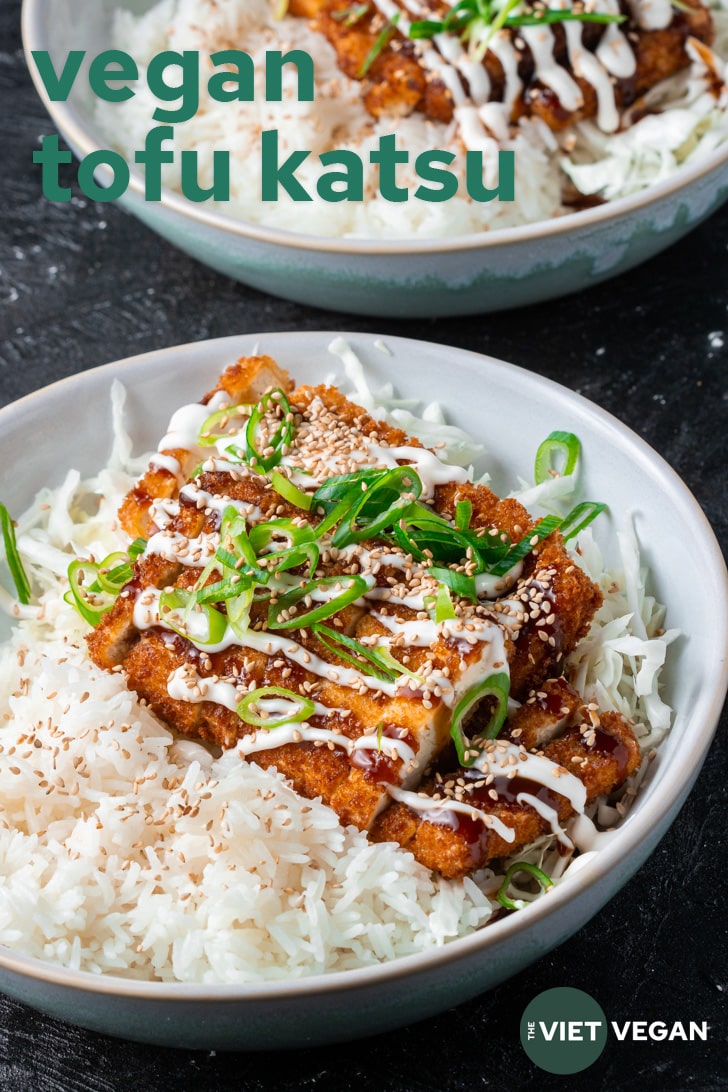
left=1, top=2, right=727, bottom=1088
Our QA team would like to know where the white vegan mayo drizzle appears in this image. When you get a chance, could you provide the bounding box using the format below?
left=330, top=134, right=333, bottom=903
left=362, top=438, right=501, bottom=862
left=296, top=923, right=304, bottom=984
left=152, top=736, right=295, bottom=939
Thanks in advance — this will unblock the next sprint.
left=390, top=740, right=587, bottom=845
left=363, top=0, right=642, bottom=147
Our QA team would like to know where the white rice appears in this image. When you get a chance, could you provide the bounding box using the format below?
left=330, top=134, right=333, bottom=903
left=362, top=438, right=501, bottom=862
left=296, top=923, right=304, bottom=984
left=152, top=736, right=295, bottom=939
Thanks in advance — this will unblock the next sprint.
left=94, top=0, right=728, bottom=238
left=0, top=356, right=674, bottom=980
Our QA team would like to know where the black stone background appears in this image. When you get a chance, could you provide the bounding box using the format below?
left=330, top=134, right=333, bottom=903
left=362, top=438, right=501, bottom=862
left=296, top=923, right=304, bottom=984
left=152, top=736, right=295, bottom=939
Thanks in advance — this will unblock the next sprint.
left=1, top=1, right=727, bottom=1087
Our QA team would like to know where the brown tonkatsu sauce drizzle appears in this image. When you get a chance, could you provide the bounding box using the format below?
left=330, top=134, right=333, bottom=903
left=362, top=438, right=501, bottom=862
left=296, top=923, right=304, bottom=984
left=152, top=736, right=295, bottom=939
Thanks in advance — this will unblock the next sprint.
left=351, top=725, right=416, bottom=784
left=420, top=773, right=568, bottom=868
left=586, top=726, right=631, bottom=783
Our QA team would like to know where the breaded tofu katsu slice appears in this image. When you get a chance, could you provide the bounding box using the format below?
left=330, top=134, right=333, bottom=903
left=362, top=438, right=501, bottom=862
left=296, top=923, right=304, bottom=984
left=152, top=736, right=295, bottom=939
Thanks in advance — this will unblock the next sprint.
left=289, top=0, right=714, bottom=133
left=88, top=355, right=640, bottom=875
left=371, top=681, right=641, bottom=877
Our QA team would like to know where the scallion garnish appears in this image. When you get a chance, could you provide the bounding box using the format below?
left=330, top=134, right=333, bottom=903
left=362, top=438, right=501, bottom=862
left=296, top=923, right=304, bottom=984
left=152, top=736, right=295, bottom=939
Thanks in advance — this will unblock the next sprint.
left=159, top=587, right=228, bottom=646
left=128, top=537, right=147, bottom=560
left=332, top=1, right=370, bottom=26
left=94, top=552, right=134, bottom=594
left=425, top=581, right=457, bottom=623
left=219, top=506, right=267, bottom=578
left=534, top=430, right=580, bottom=485
left=237, top=685, right=315, bottom=728
left=409, top=0, right=624, bottom=63
left=64, top=539, right=146, bottom=624
left=455, top=499, right=473, bottom=532
left=197, top=403, right=251, bottom=447
left=249, top=517, right=320, bottom=577
left=312, top=623, right=401, bottom=682
left=558, top=500, right=607, bottom=542
left=487, top=515, right=561, bottom=577
left=65, top=559, right=117, bottom=624
left=244, top=389, right=295, bottom=472
left=450, top=671, right=510, bottom=766
left=428, top=565, right=477, bottom=602
left=269, top=574, right=369, bottom=630
left=496, top=861, right=554, bottom=910
left=0, top=503, right=31, bottom=604
left=331, top=466, right=423, bottom=548
left=359, top=11, right=400, bottom=76
left=270, top=469, right=313, bottom=512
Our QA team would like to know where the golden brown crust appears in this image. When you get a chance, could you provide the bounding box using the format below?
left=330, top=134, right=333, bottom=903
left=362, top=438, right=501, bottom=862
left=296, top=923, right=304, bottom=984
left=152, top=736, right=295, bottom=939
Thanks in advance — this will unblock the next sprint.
left=371, top=706, right=642, bottom=878
left=508, top=535, right=603, bottom=697
left=119, top=356, right=293, bottom=539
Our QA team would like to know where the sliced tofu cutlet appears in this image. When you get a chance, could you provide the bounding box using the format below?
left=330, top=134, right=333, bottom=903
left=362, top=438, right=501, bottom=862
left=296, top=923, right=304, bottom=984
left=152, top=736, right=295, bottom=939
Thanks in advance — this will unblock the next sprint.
left=88, top=355, right=610, bottom=871
left=291, top=0, right=714, bottom=132
left=370, top=705, right=641, bottom=878
left=119, top=355, right=293, bottom=539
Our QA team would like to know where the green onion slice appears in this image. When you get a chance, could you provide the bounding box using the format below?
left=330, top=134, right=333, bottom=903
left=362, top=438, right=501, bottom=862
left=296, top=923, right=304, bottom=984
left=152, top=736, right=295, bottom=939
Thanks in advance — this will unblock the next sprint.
left=65, top=559, right=116, bottom=624
left=425, top=581, right=457, bottom=623
left=488, top=516, right=561, bottom=577
left=450, top=671, right=510, bottom=766
left=95, top=552, right=134, bottom=594
left=455, top=499, right=472, bottom=531
left=496, top=861, right=554, bottom=911
left=429, top=565, right=477, bottom=603
left=506, top=9, right=625, bottom=24
left=534, top=430, right=581, bottom=485
left=159, top=587, right=228, bottom=645
left=237, top=685, right=315, bottom=728
left=129, top=537, right=147, bottom=560
left=375, top=646, right=423, bottom=685
left=312, top=625, right=423, bottom=687
left=409, top=0, right=624, bottom=49
left=332, top=2, right=370, bottom=25
left=197, top=403, right=251, bottom=447
left=244, top=389, right=295, bottom=472
left=559, top=501, right=607, bottom=542
left=218, top=506, right=271, bottom=584
left=270, top=470, right=313, bottom=511
left=249, top=518, right=319, bottom=577
left=0, top=504, right=31, bottom=604
left=359, top=12, right=400, bottom=76
left=269, top=574, right=369, bottom=630
left=312, top=623, right=400, bottom=682
left=331, top=467, right=423, bottom=549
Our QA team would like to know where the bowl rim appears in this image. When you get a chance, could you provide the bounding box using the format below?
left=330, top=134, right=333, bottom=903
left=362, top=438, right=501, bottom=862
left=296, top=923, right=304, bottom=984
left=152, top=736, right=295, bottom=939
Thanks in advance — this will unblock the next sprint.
left=1, top=330, right=727, bottom=1003
left=21, top=0, right=728, bottom=258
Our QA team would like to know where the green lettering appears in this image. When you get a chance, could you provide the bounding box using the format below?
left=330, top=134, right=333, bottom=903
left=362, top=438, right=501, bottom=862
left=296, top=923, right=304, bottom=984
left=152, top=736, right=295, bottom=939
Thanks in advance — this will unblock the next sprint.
left=88, top=50, right=138, bottom=101
left=134, top=125, right=175, bottom=202
left=77, top=149, right=130, bottom=202
left=261, top=129, right=311, bottom=202
left=148, top=50, right=199, bottom=124
left=317, top=150, right=363, bottom=202
left=30, top=50, right=84, bottom=101
left=466, top=151, right=515, bottom=203
left=370, top=134, right=408, bottom=203
left=265, top=50, right=315, bottom=102
left=180, top=150, right=230, bottom=202
left=414, top=150, right=458, bottom=202
left=32, top=134, right=73, bottom=201
left=208, top=50, right=256, bottom=103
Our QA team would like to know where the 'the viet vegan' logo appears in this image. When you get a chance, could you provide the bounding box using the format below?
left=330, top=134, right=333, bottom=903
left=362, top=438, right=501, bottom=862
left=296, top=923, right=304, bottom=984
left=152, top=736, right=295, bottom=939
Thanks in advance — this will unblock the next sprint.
left=520, top=987, right=710, bottom=1075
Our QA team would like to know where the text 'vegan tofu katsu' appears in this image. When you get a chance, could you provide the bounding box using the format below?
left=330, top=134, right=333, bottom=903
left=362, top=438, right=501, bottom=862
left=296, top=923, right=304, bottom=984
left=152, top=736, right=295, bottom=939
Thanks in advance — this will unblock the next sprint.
left=289, top=0, right=714, bottom=135
left=87, top=355, right=640, bottom=878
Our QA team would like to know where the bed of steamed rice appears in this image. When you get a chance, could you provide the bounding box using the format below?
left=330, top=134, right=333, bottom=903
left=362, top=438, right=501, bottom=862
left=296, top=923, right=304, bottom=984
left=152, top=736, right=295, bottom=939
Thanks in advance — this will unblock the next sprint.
left=94, top=0, right=728, bottom=239
left=0, top=358, right=676, bottom=982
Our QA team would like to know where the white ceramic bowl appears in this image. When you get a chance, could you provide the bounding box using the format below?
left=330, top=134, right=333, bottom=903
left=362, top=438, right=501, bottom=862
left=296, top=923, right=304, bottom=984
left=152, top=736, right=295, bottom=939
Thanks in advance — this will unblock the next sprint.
left=21, top=0, right=728, bottom=317
left=0, top=332, right=726, bottom=1049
